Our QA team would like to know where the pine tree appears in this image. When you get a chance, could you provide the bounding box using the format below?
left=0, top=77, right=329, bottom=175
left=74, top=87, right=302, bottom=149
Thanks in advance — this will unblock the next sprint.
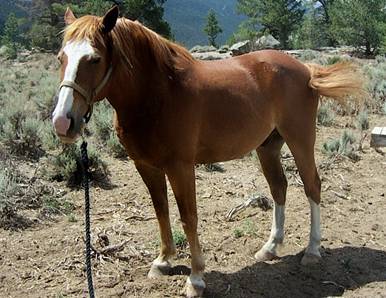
left=329, top=0, right=386, bottom=55
left=122, top=0, right=171, bottom=38
left=311, top=0, right=336, bottom=46
left=203, top=10, right=223, bottom=47
left=1, top=13, right=19, bottom=45
left=237, top=0, right=305, bottom=49
left=1, top=13, right=19, bottom=58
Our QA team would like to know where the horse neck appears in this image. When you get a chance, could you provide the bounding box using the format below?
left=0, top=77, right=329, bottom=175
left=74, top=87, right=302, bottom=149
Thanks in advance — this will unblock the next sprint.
left=105, top=33, right=194, bottom=122
left=105, top=58, right=171, bottom=123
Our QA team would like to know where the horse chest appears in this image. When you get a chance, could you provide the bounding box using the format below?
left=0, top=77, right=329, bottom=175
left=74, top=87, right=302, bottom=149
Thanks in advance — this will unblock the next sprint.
left=115, top=120, right=165, bottom=164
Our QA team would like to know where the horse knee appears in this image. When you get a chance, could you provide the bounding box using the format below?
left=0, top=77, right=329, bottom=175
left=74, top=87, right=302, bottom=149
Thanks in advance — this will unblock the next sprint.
left=304, top=172, right=321, bottom=203
left=270, top=175, right=288, bottom=205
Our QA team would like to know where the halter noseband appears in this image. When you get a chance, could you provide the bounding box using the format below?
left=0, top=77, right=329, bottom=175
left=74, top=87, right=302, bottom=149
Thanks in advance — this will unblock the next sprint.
left=59, top=65, right=113, bottom=123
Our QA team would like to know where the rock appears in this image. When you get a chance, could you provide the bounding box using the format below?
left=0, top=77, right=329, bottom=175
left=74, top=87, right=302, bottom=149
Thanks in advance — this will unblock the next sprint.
left=192, top=51, right=232, bottom=61
left=255, top=34, right=280, bottom=49
left=218, top=45, right=230, bottom=53
left=190, top=45, right=217, bottom=53
left=230, top=40, right=252, bottom=56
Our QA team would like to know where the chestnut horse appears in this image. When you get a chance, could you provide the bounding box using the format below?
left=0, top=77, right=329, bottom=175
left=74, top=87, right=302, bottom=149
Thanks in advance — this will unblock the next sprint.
left=52, top=6, right=364, bottom=297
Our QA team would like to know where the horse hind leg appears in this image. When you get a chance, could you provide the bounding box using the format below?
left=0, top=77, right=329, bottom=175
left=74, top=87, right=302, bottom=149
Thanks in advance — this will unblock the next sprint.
left=279, top=123, right=322, bottom=266
left=255, top=130, right=288, bottom=261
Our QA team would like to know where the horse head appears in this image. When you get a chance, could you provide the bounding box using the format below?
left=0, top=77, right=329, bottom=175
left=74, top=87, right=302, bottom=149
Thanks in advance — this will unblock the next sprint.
left=52, top=6, right=118, bottom=143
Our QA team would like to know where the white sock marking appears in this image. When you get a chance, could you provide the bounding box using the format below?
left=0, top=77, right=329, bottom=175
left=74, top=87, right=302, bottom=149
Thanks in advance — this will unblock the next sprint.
left=305, top=197, right=321, bottom=257
left=187, top=274, right=205, bottom=288
left=263, top=202, right=285, bottom=255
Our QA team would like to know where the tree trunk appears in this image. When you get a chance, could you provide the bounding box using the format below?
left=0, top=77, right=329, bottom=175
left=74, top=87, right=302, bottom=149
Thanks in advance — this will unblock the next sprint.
left=365, top=41, right=372, bottom=56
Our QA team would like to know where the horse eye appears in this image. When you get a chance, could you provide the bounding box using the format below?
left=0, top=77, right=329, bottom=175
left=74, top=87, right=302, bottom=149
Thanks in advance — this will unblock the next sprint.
left=90, top=57, right=101, bottom=64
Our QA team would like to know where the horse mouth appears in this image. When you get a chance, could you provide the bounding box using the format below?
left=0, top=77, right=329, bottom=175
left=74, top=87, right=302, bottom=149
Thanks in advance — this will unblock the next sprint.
left=56, top=118, right=85, bottom=144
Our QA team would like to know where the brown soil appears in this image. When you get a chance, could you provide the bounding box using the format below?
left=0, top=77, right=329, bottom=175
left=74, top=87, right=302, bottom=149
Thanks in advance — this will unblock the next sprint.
left=1, top=116, right=386, bottom=298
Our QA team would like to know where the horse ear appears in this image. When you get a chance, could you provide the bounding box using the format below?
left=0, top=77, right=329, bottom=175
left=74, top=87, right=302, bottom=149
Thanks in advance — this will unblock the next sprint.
left=64, top=7, right=76, bottom=25
left=102, top=6, right=119, bottom=34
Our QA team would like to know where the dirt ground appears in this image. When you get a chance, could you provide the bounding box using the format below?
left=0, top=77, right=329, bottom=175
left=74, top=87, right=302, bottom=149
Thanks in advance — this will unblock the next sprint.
left=0, top=114, right=386, bottom=298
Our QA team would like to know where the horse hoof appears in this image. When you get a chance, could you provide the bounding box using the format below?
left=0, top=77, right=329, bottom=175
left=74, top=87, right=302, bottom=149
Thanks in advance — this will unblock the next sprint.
left=147, top=261, right=171, bottom=278
left=301, top=253, right=321, bottom=266
left=184, top=276, right=205, bottom=297
left=254, top=249, right=279, bottom=262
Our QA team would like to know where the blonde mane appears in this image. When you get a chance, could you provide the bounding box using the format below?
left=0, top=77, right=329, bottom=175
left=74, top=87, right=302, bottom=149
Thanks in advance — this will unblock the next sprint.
left=63, top=15, right=194, bottom=73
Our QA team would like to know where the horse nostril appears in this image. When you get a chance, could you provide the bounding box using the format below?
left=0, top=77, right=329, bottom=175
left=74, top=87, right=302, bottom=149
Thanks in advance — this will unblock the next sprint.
left=68, top=116, right=75, bottom=131
left=53, top=115, right=71, bottom=136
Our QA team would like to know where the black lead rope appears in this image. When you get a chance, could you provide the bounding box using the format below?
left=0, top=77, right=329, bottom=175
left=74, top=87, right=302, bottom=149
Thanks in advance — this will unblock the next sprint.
left=80, top=140, right=95, bottom=298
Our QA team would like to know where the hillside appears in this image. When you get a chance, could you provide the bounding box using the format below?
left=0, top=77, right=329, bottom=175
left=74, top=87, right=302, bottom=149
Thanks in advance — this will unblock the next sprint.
left=164, top=0, right=245, bottom=47
left=0, top=0, right=28, bottom=31
left=0, top=0, right=244, bottom=47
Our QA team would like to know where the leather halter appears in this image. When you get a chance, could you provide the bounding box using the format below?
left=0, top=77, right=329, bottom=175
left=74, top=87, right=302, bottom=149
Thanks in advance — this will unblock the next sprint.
left=59, top=65, right=113, bottom=123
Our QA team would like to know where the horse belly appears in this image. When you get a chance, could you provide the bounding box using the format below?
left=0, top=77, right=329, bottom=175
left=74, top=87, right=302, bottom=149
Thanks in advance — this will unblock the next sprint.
left=196, top=97, right=274, bottom=163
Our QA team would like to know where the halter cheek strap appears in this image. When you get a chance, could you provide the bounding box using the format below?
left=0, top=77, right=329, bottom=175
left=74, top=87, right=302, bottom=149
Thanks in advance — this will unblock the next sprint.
left=59, top=65, right=113, bottom=123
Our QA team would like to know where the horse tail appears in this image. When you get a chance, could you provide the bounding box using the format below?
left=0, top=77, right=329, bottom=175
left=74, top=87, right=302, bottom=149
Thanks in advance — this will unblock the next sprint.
left=305, top=62, right=367, bottom=104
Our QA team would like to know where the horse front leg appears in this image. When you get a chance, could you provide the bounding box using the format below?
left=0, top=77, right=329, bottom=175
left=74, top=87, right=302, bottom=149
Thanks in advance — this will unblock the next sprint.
left=166, top=162, right=205, bottom=298
left=135, top=161, right=176, bottom=277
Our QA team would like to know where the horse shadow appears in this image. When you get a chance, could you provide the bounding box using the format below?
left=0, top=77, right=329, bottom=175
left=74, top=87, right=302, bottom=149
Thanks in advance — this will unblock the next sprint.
left=197, top=246, right=386, bottom=298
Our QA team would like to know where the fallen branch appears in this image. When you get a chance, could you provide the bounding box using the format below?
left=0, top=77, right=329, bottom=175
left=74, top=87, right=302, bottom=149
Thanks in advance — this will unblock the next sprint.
left=124, top=215, right=156, bottom=221
left=226, top=194, right=272, bottom=221
left=331, top=190, right=349, bottom=200
left=321, top=280, right=345, bottom=290
left=90, top=240, right=130, bottom=258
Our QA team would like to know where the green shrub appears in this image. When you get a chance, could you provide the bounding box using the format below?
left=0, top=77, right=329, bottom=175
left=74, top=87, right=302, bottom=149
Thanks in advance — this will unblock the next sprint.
left=172, top=229, right=187, bottom=249
left=233, top=228, right=244, bottom=238
left=67, top=213, right=77, bottom=222
left=29, top=22, right=61, bottom=51
left=317, top=102, right=335, bottom=126
left=90, top=102, right=113, bottom=143
left=298, top=50, right=321, bottom=62
left=49, top=143, right=109, bottom=186
left=41, top=121, right=60, bottom=151
left=0, top=113, right=44, bottom=159
left=106, top=133, right=126, bottom=158
left=30, top=73, right=59, bottom=119
left=41, top=196, right=74, bottom=217
left=322, top=130, right=358, bottom=160
left=322, top=138, right=341, bottom=155
left=90, top=102, right=126, bottom=157
left=356, top=110, right=369, bottom=131
left=233, top=220, right=257, bottom=239
left=326, top=55, right=343, bottom=65
left=1, top=44, right=17, bottom=59
left=362, top=60, right=386, bottom=112
left=0, top=167, right=17, bottom=214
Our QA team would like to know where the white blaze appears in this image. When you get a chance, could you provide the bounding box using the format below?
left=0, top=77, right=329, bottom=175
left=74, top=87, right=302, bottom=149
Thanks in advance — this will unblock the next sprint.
left=52, top=40, right=95, bottom=121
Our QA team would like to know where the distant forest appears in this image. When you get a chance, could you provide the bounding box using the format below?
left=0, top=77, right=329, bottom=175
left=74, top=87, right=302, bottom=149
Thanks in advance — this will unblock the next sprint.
left=1, top=0, right=386, bottom=56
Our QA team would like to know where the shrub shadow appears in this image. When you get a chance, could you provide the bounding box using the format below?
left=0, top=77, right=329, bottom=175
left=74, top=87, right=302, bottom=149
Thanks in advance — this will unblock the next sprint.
left=204, top=246, right=386, bottom=298
left=0, top=212, right=35, bottom=230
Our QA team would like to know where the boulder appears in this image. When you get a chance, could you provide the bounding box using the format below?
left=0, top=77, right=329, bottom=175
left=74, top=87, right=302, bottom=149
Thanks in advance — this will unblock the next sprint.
left=230, top=40, right=252, bottom=56
left=255, top=34, right=280, bottom=49
left=192, top=51, right=232, bottom=61
left=218, top=45, right=230, bottom=53
left=190, top=45, right=217, bottom=53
